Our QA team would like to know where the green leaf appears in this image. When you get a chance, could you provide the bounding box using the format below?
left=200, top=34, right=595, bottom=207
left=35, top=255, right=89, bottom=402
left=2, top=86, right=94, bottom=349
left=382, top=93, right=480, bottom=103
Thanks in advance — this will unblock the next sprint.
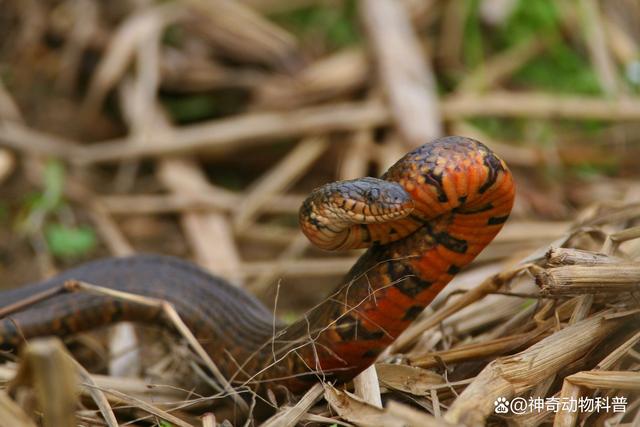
left=281, top=311, right=298, bottom=325
left=270, top=0, right=360, bottom=50
left=463, top=0, right=484, bottom=69
left=513, top=45, right=601, bottom=95
left=521, top=299, right=536, bottom=309
left=164, top=94, right=218, bottom=123
left=494, top=0, right=601, bottom=95
left=501, top=0, right=560, bottom=45
left=45, top=224, right=97, bottom=258
left=41, top=160, right=65, bottom=212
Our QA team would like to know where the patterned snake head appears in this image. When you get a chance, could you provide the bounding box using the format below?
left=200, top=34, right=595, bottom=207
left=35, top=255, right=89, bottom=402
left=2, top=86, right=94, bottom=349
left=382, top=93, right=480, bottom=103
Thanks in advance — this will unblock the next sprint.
left=299, top=177, right=415, bottom=251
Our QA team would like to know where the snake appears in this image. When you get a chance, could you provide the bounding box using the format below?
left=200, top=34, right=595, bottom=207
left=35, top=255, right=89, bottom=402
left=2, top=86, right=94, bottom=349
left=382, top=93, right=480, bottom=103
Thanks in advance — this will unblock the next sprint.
left=0, top=136, right=515, bottom=394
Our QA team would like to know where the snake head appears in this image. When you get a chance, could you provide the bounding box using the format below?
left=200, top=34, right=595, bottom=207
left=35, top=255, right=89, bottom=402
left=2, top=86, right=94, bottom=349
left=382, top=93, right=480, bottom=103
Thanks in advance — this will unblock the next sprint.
left=299, top=177, right=415, bottom=250
left=319, top=177, right=414, bottom=224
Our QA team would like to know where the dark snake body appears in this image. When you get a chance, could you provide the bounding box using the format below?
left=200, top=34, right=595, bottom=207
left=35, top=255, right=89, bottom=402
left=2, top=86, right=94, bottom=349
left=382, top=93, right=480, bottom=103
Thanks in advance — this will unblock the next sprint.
left=0, top=136, right=515, bottom=393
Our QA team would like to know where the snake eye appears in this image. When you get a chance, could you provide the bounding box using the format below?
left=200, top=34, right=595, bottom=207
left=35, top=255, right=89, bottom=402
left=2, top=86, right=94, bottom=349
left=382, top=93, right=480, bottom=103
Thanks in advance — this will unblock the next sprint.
left=366, top=188, right=380, bottom=201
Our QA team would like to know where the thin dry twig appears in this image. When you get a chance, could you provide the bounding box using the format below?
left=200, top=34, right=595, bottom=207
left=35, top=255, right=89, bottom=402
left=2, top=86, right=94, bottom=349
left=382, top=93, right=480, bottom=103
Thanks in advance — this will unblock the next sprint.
left=159, top=157, right=244, bottom=284
left=233, top=137, right=329, bottom=232
left=68, top=358, right=119, bottom=427
left=323, top=384, right=402, bottom=427
left=565, top=370, right=640, bottom=390
left=443, top=91, right=640, bottom=120
left=255, top=49, right=367, bottom=109
left=73, top=101, right=389, bottom=164
left=260, top=383, right=323, bottom=427
left=99, top=192, right=303, bottom=216
left=578, top=0, right=619, bottom=95
left=410, top=330, right=547, bottom=368
left=184, top=0, right=300, bottom=70
left=340, top=129, right=374, bottom=180
left=456, top=37, right=543, bottom=93
left=248, top=234, right=309, bottom=293
left=100, top=388, right=193, bottom=427
left=386, top=401, right=461, bottom=427
left=361, top=0, right=442, bottom=146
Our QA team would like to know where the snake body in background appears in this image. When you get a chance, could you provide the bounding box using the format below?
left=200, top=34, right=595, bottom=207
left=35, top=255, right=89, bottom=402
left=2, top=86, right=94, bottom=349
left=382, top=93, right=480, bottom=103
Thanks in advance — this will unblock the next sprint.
left=0, top=136, right=515, bottom=393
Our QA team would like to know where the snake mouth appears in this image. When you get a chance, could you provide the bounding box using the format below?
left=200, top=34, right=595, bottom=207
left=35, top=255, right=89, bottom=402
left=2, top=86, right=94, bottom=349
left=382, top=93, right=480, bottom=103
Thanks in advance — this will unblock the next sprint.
left=337, top=197, right=414, bottom=223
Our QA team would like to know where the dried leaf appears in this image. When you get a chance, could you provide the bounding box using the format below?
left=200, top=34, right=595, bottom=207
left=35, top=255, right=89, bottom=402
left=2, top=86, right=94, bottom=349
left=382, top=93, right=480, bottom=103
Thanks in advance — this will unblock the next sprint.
left=376, top=363, right=443, bottom=396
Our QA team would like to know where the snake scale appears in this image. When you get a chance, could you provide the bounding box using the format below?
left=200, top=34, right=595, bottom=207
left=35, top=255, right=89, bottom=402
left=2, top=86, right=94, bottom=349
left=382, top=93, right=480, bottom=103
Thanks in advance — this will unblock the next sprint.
left=0, top=136, right=515, bottom=393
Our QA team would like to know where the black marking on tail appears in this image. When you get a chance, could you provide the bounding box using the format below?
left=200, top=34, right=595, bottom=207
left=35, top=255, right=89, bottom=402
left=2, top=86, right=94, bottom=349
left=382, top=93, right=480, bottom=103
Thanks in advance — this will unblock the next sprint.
left=422, top=171, right=448, bottom=203
left=335, top=315, right=384, bottom=341
left=402, top=305, right=424, bottom=321
left=478, top=153, right=504, bottom=194
left=436, top=232, right=468, bottom=254
left=387, top=262, right=432, bottom=298
left=447, top=265, right=461, bottom=275
left=455, top=203, right=493, bottom=214
left=488, top=215, right=509, bottom=225
left=362, top=348, right=379, bottom=358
